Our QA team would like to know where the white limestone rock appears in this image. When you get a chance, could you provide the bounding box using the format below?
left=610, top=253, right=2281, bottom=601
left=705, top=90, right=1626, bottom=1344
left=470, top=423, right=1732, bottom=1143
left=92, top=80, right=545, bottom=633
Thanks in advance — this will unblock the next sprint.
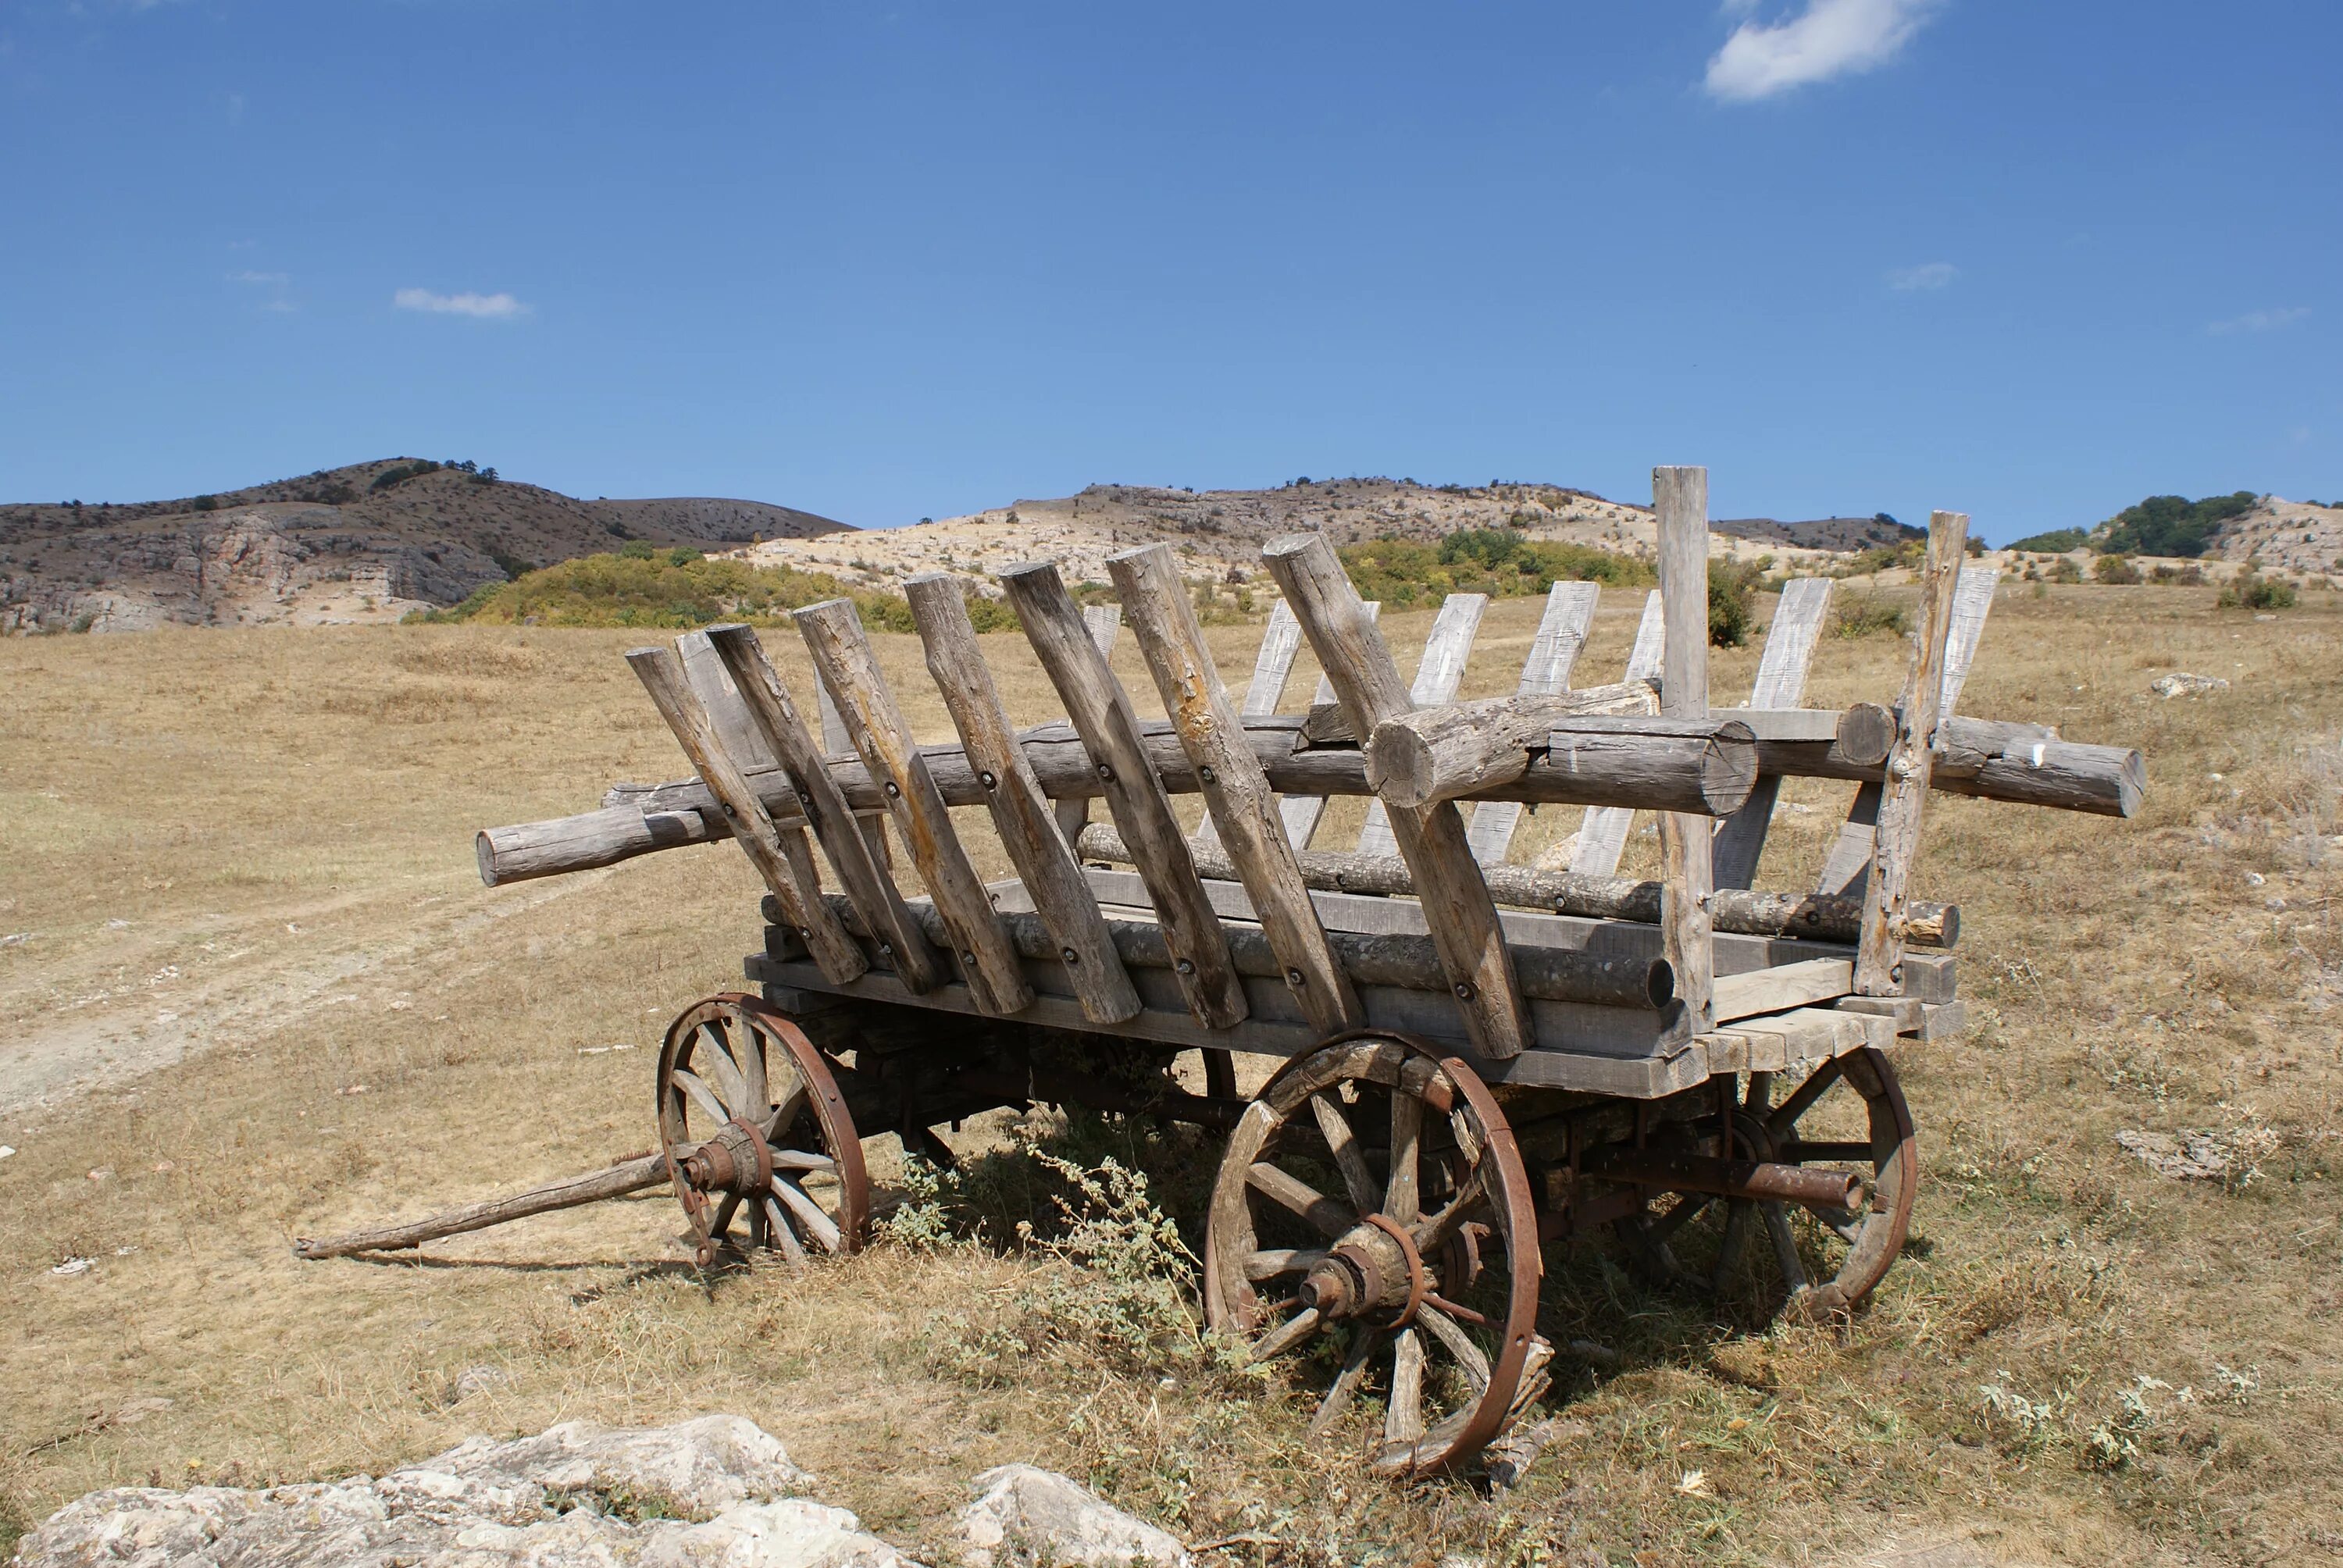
left=954, top=1463, right=1189, bottom=1568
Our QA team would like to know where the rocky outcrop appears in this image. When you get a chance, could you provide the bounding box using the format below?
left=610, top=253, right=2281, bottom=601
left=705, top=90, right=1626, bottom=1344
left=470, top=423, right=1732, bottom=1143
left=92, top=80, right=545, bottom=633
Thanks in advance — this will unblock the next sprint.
left=953, top=1464, right=1190, bottom=1568
left=9, top=1416, right=917, bottom=1568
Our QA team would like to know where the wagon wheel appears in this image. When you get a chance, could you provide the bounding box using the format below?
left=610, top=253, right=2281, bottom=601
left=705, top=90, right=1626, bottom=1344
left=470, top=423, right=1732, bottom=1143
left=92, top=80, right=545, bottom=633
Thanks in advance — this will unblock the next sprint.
left=1617, top=1046, right=1916, bottom=1320
left=658, top=993, right=870, bottom=1268
left=1203, top=1032, right=1542, bottom=1477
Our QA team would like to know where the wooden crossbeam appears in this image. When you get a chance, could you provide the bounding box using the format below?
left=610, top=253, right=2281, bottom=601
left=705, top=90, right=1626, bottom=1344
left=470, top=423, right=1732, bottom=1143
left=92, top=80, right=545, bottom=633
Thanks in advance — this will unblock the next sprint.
left=1000, top=560, right=1249, bottom=1029
left=1111, top=543, right=1365, bottom=1035
left=790, top=599, right=1036, bottom=1017
left=1263, top=533, right=1531, bottom=1060
left=1356, top=592, right=1488, bottom=857
left=627, top=643, right=868, bottom=985
left=1710, top=576, right=1835, bottom=889
left=1570, top=589, right=1667, bottom=875
left=903, top=575, right=1142, bottom=1025
left=1467, top=580, right=1599, bottom=865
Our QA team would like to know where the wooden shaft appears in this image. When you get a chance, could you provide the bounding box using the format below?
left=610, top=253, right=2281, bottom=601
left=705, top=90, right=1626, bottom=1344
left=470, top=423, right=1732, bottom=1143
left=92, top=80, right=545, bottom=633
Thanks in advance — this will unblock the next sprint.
left=822, top=892, right=1674, bottom=1012
left=904, top=573, right=1143, bottom=1026
left=1072, top=823, right=1957, bottom=948
left=705, top=624, right=945, bottom=995
left=1367, top=697, right=1761, bottom=816
left=1108, top=543, right=1364, bottom=1034
left=1653, top=465, right=1715, bottom=1032
left=1000, top=560, right=1249, bottom=1030
left=1857, top=510, right=1968, bottom=994
left=791, top=600, right=1035, bottom=1017
left=476, top=713, right=2143, bottom=886
left=1467, top=580, right=1601, bottom=864
left=677, top=630, right=832, bottom=921
left=1261, top=532, right=1530, bottom=1060
left=1356, top=593, right=1487, bottom=857
left=294, top=1153, right=669, bottom=1260
left=626, top=645, right=868, bottom=985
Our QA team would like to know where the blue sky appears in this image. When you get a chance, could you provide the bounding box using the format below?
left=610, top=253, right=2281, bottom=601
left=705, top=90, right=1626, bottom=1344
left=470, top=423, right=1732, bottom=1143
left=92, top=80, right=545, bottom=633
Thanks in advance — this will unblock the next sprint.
left=2, top=2, right=2334, bottom=543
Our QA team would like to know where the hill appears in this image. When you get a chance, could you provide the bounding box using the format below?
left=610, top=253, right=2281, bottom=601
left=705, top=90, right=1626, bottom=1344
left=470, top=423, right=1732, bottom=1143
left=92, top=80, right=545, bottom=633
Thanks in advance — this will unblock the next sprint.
left=0, top=458, right=851, bottom=633
left=2002, top=492, right=2343, bottom=573
left=736, top=476, right=1830, bottom=594
left=1711, top=513, right=1923, bottom=551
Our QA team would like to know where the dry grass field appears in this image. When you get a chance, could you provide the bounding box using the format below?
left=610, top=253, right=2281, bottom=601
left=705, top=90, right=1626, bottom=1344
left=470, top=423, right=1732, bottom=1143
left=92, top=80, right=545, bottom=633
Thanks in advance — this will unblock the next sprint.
left=2, top=585, right=2339, bottom=1565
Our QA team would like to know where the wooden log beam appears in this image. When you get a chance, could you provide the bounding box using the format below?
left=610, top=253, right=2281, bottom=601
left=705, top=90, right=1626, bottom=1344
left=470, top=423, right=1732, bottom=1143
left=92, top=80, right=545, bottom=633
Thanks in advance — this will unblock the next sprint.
left=1712, top=576, right=1835, bottom=889
left=1071, top=824, right=1958, bottom=948
left=1108, top=543, right=1364, bottom=1034
left=904, top=572, right=1143, bottom=1026
left=1571, top=590, right=1667, bottom=876
left=1262, top=531, right=1531, bottom=1060
left=791, top=599, right=1035, bottom=1017
left=1000, top=560, right=1249, bottom=1029
left=1468, top=580, right=1600, bottom=864
left=1654, top=465, right=1717, bottom=1032
left=294, top=1152, right=669, bottom=1260
left=1367, top=693, right=1760, bottom=814
left=1356, top=593, right=1486, bottom=857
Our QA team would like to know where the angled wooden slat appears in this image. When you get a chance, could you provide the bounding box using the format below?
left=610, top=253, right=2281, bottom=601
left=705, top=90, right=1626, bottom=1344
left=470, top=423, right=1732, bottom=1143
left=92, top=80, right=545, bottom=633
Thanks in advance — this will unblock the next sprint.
left=1278, top=600, right=1378, bottom=851
left=814, top=661, right=895, bottom=870
left=1110, top=543, right=1364, bottom=1034
left=1711, top=576, right=1835, bottom=889
left=790, top=600, right=1035, bottom=1017
left=1653, top=468, right=1717, bottom=1033
left=1467, top=580, right=1601, bottom=864
left=1356, top=592, right=1489, bottom=857
left=1052, top=602, right=1129, bottom=846
left=1856, top=512, right=1970, bottom=993
left=1000, top=560, right=1248, bottom=1028
left=1193, top=598, right=1306, bottom=853
left=627, top=644, right=867, bottom=985
left=903, top=573, right=1142, bottom=1025
left=677, top=629, right=829, bottom=896
left=1261, top=533, right=1530, bottom=1060
left=704, top=624, right=945, bottom=994
left=1568, top=589, right=1667, bottom=876
left=1815, top=564, right=1999, bottom=896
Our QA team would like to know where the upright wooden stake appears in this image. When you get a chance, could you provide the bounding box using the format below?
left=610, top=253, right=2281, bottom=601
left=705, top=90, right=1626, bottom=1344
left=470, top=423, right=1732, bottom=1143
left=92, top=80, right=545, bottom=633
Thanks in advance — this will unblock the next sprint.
left=1279, top=600, right=1379, bottom=850
left=1467, top=580, right=1600, bottom=864
left=1855, top=511, right=1970, bottom=993
left=1261, top=533, right=1531, bottom=1060
left=1570, top=590, right=1668, bottom=876
left=1356, top=593, right=1487, bottom=857
left=1193, top=599, right=1305, bottom=853
left=1710, top=576, right=1835, bottom=889
left=1653, top=466, right=1715, bottom=1033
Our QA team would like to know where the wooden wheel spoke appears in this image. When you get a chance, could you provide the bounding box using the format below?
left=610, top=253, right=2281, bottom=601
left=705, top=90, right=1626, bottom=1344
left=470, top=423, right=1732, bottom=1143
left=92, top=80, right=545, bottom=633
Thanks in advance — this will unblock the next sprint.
left=763, top=1083, right=810, bottom=1142
left=708, top=1191, right=741, bottom=1243
left=761, top=1195, right=808, bottom=1265
left=1309, top=1094, right=1382, bottom=1216
left=1386, top=1093, right=1422, bottom=1225
left=1247, top=1304, right=1323, bottom=1363
left=1307, top=1329, right=1381, bottom=1441
left=1385, top=1327, right=1426, bottom=1446
left=697, top=1023, right=752, bottom=1114
left=671, top=1067, right=731, bottom=1128
left=1713, top=1199, right=1755, bottom=1288
left=1645, top=1191, right=1714, bottom=1249
left=737, top=1021, right=769, bottom=1119
left=1767, top=1058, right=1844, bottom=1139
left=1411, top=1167, right=1487, bottom=1255
left=1763, top=1200, right=1809, bottom=1295
left=1247, top=1163, right=1354, bottom=1239
left=1417, top=1303, right=1491, bottom=1392
left=1245, top=1247, right=1328, bottom=1281
left=1808, top=1204, right=1865, bottom=1243
left=772, top=1176, right=843, bottom=1251
left=769, top=1149, right=836, bottom=1173
left=746, top=1190, right=769, bottom=1249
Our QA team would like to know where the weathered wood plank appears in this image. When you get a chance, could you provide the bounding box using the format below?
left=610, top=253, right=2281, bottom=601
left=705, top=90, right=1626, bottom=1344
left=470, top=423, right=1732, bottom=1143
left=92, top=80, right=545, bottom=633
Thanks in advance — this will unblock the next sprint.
left=628, top=644, right=868, bottom=985
left=704, top=624, right=944, bottom=994
left=1468, top=580, right=1599, bottom=864
left=1194, top=599, right=1306, bottom=853
left=790, top=599, right=1035, bottom=1016
left=1280, top=600, right=1378, bottom=851
left=1570, top=590, right=1668, bottom=875
left=1262, top=533, right=1529, bottom=1059
left=1653, top=468, right=1716, bottom=1032
left=1356, top=593, right=1487, bottom=857
left=903, top=575, right=1143, bottom=1025
left=677, top=629, right=828, bottom=900
left=1110, top=543, right=1364, bottom=1034
left=1052, top=602, right=1126, bottom=846
left=1855, top=512, right=1969, bottom=993
left=1369, top=697, right=1760, bottom=814
left=1000, top=560, right=1247, bottom=1028
left=1712, top=576, right=1834, bottom=889
left=1711, top=957, right=1853, bottom=1022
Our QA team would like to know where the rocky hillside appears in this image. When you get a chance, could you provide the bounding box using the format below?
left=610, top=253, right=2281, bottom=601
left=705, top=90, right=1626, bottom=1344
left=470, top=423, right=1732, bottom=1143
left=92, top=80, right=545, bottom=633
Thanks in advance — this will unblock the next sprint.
left=740, top=476, right=1845, bottom=593
left=0, top=458, right=851, bottom=633
left=2206, top=496, right=2343, bottom=575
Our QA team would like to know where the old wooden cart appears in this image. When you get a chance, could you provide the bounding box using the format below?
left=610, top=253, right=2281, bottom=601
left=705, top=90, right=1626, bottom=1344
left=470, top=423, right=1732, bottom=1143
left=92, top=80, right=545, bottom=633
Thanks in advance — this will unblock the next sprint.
left=307, top=471, right=2145, bottom=1477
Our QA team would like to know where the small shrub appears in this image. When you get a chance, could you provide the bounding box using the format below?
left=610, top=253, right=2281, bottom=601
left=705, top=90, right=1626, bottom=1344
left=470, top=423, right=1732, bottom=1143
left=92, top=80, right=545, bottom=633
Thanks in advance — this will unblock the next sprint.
left=2006, top=526, right=2091, bottom=553
left=665, top=546, right=703, bottom=568
left=2047, top=557, right=2084, bottom=584
left=1833, top=593, right=1907, bottom=639
left=370, top=459, right=443, bottom=493
left=2093, top=554, right=2141, bottom=585
left=618, top=540, right=657, bottom=561
left=191, top=494, right=218, bottom=511
left=1708, top=558, right=1759, bottom=647
left=2218, top=572, right=2297, bottom=611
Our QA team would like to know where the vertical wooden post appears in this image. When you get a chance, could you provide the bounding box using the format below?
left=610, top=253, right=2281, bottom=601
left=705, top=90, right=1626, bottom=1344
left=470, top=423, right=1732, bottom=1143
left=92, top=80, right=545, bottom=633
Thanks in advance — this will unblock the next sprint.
left=1856, top=511, right=1970, bottom=995
left=1193, top=599, right=1305, bottom=853
left=1568, top=590, right=1667, bottom=876
left=626, top=645, right=868, bottom=986
left=1467, top=580, right=1599, bottom=864
left=1110, top=543, right=1365, bottom=1034
left=1261, top=533, right=1530, bottom=1060
left=1278, top=600, right=1379, bottom=851
left=1000, top=561, right=1250, bottom=1029
left=1355, top=593, right=1488, bottom=857
left=790, top=600, right=1036, bottom=1017
left=1710, top=576, right=1835, bottom=889
left=903, top=574, right=1143, bottom=1026
left=1653, top=466, right=1714, bottom=1033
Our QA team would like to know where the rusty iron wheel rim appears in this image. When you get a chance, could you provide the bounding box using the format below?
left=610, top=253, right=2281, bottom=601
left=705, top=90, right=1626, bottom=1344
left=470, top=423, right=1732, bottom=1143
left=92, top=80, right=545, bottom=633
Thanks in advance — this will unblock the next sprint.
left=1616, top=1046, right=1917, bottom=1320
left=1201, top=1029, right=1542, bottom=1478
left=658, top=993, right=870, bottom=1267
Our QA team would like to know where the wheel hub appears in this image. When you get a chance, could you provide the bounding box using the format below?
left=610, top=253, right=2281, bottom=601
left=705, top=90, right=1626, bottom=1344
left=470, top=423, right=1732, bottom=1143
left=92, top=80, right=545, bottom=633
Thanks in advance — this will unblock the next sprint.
left=1300, top=1213, right=1431, bottom=1326
left=679, top=1117, right=774, bottom=1199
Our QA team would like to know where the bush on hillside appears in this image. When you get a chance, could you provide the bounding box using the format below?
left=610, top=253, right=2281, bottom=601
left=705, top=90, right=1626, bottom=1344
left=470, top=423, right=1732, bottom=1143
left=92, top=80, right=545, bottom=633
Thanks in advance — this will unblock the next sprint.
left=2101, top=492, right=2256, bottom=558
left=2094, top=554, right=2142, bottom=585
left=1709, top=558, right=1760, bottom=647
left=418, top=550, right=1021, bottom=633
left=2217, top=572, right=2297, bottom=611
left=1832, top=593, right=1908, bottom=640
left=1336, top=528, right=1650, bottom=608
left=2007, top=526, right=2090, bottom=553
left=1842, top=537, right=1928, bottom=577
left=370, top=459, right=444, bottom=492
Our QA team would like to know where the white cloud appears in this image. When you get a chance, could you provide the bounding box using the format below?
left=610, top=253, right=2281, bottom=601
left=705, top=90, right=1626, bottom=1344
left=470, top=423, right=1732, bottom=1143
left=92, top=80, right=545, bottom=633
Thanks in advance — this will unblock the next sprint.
left=1888, top=261, right=1957, bottom=290
left=2209, top=307, right=2309, bottom=335
left=1705, top=0, right=1942, bottom=102
left=394, top=287, right=529, bottom=320
left=228, top=269, right=287, bottom=285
